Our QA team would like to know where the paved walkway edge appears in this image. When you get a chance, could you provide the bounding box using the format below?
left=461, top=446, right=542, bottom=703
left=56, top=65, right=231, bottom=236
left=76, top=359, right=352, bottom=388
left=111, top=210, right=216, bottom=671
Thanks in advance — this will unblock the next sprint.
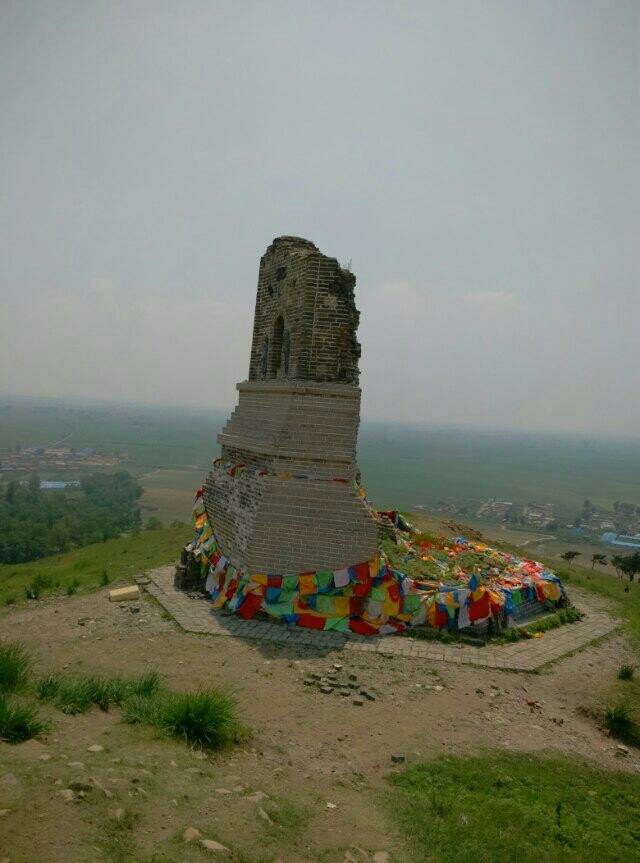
left=144, top=565, right=621, bottom=672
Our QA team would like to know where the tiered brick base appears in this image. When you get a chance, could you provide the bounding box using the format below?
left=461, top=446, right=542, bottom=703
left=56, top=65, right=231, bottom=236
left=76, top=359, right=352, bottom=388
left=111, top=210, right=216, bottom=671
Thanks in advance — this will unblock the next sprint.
left=204, top=380, right=379, bottom=574
left=147, top=566, right=620, bottom=672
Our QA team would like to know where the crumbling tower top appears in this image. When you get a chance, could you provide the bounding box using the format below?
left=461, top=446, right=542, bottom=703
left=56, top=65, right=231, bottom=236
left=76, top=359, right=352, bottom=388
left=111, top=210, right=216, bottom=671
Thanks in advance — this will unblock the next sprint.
left=248, top=236, right=361, bottom=385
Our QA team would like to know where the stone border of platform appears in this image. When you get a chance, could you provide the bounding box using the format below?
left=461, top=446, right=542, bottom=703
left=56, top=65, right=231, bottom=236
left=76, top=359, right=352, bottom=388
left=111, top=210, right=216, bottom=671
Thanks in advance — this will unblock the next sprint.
left=144, top=565, right=620, bottom=672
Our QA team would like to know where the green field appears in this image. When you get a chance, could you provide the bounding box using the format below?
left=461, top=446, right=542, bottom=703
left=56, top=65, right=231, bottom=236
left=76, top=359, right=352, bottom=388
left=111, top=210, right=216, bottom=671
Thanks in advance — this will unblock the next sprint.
left=389, top=752, right=640, bottom=863
left=359, top=422, right=640, bottom=520
left=0, top=397, right=225, bottom=471
left=138, top=468, right=207, bottom=524
left=2, top=397, right=639, bottom=525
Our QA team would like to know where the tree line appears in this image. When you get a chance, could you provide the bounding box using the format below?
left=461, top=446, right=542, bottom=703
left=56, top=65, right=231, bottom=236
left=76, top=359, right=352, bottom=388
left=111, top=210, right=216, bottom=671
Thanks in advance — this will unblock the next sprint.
left=0, top=472, right=143, bottom=564
left=560, top=550, right=640, bottom=582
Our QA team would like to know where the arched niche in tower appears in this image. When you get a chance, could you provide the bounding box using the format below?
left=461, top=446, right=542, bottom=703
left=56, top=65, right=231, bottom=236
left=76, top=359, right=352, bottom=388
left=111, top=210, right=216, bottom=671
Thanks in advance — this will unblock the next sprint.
left=269, top=315, right=285, bottom=378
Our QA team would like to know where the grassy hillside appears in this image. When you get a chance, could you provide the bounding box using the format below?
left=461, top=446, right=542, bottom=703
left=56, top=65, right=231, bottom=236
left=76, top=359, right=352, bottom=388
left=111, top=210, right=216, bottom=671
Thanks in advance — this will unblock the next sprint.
left=0, top=524, right=191, bottom=607
left=389, top=752, right=640, bottom=863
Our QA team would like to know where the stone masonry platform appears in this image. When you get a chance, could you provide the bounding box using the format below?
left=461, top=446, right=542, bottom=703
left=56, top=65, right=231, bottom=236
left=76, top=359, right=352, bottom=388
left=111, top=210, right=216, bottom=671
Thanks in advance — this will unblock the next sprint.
left=145, top=565, right=620, bottom=672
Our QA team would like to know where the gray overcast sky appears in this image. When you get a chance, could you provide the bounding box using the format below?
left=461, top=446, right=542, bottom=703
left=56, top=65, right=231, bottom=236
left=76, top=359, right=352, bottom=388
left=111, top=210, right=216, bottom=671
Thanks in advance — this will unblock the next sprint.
left=1, top=0, right=638, bottom=436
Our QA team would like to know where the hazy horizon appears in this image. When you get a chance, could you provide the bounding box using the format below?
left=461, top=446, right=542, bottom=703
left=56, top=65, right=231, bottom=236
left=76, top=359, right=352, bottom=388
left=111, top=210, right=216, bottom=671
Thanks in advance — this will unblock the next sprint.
left=4, top=391, right=640, bottom=445
left=2, top=1, right=638, bottom=437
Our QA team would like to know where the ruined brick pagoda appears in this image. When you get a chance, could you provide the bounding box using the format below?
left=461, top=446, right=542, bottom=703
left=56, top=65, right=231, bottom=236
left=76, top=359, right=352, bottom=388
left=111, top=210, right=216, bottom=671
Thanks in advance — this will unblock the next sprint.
left=200, top=236, right=379, bottom=576
left=177, top=237, right=567, bottom=637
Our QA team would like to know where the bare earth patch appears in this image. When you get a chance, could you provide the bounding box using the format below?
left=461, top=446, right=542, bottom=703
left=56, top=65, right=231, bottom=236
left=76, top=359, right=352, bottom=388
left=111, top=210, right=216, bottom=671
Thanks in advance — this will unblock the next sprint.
left=0, top=587, right=638, bottom=862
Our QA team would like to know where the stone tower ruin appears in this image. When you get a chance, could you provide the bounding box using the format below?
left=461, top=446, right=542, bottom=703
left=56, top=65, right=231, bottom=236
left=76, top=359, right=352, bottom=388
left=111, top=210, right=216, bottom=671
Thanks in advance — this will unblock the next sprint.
left=202, top=236, right=379, bottom=575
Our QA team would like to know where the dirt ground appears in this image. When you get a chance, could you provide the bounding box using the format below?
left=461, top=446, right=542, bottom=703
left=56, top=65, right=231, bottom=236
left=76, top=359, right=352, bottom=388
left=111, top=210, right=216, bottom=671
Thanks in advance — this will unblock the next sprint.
left=1, top=588, right=638, bottom=863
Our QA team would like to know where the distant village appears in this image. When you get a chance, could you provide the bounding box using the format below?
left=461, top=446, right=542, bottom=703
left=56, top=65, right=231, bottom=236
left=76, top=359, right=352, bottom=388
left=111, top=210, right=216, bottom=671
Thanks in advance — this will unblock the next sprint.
left=429, top=497, right=640, bottom=550
left=0, top=445, right=127, bottom=474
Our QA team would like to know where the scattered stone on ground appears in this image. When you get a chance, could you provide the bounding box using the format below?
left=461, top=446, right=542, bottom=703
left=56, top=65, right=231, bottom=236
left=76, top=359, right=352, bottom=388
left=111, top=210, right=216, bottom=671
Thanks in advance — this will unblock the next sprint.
left=257, top=806, right=273, bottom=825
left=87, top=744, right=103, bottom=753
left=391, top=754, right=405, bottom=764
left=0, top=567, right=634, bottom=863
left=200, top=838, right=230, bottom=853
left=245, top=791, right=267, bottom=802
left=303, top=664, right=380, bottom=704
left=58, top=789, right=75, bottom=803
left=183, top=826, right=202, bottom=843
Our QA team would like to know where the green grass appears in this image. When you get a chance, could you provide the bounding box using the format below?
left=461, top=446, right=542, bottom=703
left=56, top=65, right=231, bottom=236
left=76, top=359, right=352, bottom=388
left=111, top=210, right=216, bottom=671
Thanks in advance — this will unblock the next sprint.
left=124, top=687, right=246, bottom=750
left=553, top=562, right=640, bottom=645
left=618, top=663, right=635, bottom=681
left=0, top=524, right=191, bottom=607
left=262, top=798, right=310, bottom=835
left=0, top=640, right=31, bottom=692
left=0, top=693, right=48, bottom=742
left=604, top=701, right=637, bottom=743
left=34, top=663, right=245, bottom=751
left=597, top=674, right=640, bottom=746
left=389, top=752, right=640, bottom=863
left=37, top=669, right=162, bottom=715
left=0, top=641, right=47, bottom=742
left=97, top=808, right=142, bottom=863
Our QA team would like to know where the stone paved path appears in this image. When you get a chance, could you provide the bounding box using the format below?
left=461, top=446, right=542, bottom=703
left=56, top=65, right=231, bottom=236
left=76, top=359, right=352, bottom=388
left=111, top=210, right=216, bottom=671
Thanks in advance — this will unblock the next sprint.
left=145, top=565, right=620, bottom=672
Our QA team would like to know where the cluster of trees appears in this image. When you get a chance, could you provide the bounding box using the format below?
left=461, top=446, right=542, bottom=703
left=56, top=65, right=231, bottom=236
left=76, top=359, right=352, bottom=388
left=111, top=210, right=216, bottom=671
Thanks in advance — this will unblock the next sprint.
left=573, top=499, right=640, bottom=530
left=560, top=549, right=640, bottom=583
left=0, top=472, right=143, bottom=564
left=611, top=552, right=640, bottom=582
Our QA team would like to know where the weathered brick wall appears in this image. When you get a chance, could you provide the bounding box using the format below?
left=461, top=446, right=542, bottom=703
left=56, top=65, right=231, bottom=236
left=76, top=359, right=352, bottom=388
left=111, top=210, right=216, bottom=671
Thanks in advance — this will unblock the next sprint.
left=204, top=462, right=378, bottom=573
left=248, top=236, right=360, bottom=385
left=218, top=381, right=361, bottom=480
left=202, top=236, right=378, bottom=575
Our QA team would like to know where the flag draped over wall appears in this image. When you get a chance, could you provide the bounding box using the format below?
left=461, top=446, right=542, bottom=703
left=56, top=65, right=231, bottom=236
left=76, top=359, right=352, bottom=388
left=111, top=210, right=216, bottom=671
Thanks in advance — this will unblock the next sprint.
left=189, top=483, right=565, bottom=637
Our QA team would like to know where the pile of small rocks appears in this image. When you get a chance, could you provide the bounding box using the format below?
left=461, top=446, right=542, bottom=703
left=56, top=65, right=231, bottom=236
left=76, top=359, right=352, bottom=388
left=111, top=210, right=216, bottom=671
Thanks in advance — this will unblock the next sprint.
left=303, top=663, right=378, bottom=706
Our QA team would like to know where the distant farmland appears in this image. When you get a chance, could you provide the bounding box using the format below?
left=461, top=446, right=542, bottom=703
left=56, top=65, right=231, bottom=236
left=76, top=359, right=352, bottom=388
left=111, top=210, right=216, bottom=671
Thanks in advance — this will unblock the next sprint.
left=2, top=397, right=639, bottom=525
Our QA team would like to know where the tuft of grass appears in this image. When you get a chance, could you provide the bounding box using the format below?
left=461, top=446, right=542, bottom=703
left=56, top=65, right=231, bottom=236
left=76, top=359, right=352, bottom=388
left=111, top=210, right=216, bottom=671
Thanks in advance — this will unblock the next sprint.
left=121, top=692, right=163, bottom=726
left=39, top=669, right=164, bottom=715
left=66, top=577, right=80, bottom=596
left=604, top=701, right=637, bottom=743
left=0, top=693, right=48, bottom=743
left=389, top=752, right=640, bottom=863
left=36, top=672, right=62, bottom=701
left=100, top=568, right=110, bottom=586
left=618, top=663, right=635, bottom=681
left=263, top=798, right=310, bottom=834
left=51, top=675, right=99, bottom=714
left=128, top=669, right=162, bottom=698
left=24, top=581, right=41, bottom=600
left=43, top=673, right=130, bottom=714
left=156, top=688, right=244, bottom=749
left=97, top=808, right=142, bottom=863
left=122, top=686, right=245, bottom=749
left=33, top=665, right=245, bottom=753
left=0, top=640, right=31, bottom=692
